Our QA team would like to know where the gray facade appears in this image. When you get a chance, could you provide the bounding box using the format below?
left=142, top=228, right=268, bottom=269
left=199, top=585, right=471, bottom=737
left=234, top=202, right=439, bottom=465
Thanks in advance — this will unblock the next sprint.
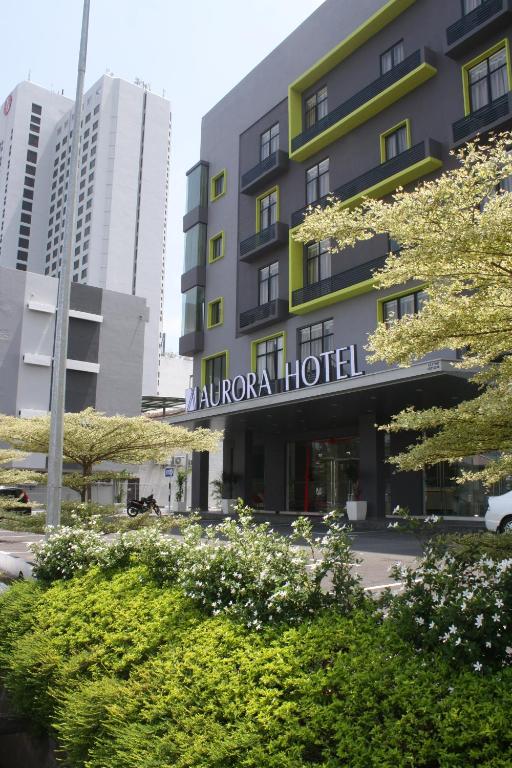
left=0, top=266, right=146, bottom=420
left=177, top=0, right=512, bottom=517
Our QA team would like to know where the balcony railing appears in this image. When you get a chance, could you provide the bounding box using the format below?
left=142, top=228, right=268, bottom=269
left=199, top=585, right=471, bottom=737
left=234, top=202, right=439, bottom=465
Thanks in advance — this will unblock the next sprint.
left=291, top=50, right=422, bottom=154
left=291, top=141, right=440, bottom=229
left=239, top=298, right=288, bottom=332
left=446, top=0, right=511, bottom=56
left=239, top=222, right=289, bottom=261
left=291, top=255, right=387, bottom=308
left=179, top=330, right=204, bottom=356
left=452, top=92, right=512, bottom=144
left=241, top=150, right=288, bottom=195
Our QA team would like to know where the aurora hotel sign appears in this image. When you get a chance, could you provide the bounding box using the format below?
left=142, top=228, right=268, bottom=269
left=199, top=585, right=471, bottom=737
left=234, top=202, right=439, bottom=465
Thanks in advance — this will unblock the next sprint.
left=185, top=344, right=365, bottom=412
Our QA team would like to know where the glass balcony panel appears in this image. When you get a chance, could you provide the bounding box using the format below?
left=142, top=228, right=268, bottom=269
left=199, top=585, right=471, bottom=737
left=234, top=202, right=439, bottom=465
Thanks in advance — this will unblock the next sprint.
left=183, top=223, right=207, bottom=272
left=181, top=286, right=204, bottom=336
left=186, top=164, right=208, bottom=213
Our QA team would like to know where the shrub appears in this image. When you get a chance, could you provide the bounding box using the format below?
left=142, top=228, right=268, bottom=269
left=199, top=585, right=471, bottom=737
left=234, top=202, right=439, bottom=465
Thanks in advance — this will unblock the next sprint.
left=30, top=526, right=109, bottom=582
left=384, top=533, right=512, bottom=673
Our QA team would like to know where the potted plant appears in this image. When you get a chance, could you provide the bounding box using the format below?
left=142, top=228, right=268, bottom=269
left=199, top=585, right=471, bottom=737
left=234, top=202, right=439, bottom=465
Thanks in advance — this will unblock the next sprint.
left=210, top=471, right=240, bottom=514
left=174, top=468, right=189, bottom=513
left=344, top=466, right=367, bottom=521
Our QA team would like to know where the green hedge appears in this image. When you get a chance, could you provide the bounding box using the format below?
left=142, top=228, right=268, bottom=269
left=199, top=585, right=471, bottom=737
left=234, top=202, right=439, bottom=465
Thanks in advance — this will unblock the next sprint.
left=1, top=566, right=511, bottom=767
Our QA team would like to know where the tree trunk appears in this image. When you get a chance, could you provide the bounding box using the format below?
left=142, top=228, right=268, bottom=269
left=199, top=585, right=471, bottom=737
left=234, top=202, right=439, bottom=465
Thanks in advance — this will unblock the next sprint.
left=82, top=464, right=92, bottom=503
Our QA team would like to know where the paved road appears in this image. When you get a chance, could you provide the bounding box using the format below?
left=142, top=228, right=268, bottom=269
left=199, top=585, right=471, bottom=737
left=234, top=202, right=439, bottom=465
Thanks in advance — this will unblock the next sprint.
left=0, top=527, right=422, bottom=590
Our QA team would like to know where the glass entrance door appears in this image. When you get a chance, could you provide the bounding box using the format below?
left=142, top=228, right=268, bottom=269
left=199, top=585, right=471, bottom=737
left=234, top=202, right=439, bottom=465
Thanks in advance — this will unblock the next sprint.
left=287, top=437, right=359, bottom=512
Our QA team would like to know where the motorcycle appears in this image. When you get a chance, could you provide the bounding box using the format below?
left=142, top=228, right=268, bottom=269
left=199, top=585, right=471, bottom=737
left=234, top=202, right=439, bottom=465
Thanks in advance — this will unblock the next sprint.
left=127, top=493, right=162, bottom=517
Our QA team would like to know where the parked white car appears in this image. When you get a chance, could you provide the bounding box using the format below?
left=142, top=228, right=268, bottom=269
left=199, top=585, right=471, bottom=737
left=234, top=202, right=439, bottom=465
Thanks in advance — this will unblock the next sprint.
left=485, top=490, right=512, bottom=533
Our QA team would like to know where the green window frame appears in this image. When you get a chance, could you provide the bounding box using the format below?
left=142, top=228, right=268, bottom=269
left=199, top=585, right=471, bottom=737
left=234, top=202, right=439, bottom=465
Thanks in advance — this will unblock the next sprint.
left=377, top=286, right=427, bottom=324
left=201, top=350, right=229, bottom=388
left=250, top=331, right=287, bottom=380
left=379, top=119, right=411, bottom=162
left=210, top=169, right=227, bottom=202
left=207, top=297, right=224, bottom=329
left=462, top=39, right=512, bottom=116
left=209, top=231, right=225, bottom=263
left=255, top=186, right=280, bottom=232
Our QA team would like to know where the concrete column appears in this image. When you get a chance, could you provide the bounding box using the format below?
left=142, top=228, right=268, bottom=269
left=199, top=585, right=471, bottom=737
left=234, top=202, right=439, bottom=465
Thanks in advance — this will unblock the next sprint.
left=264, top=437, right=286, bottom=511
left=389, top=431, right=424, bottom=514
left=358, top=412, right=385, bottom=519
left=191, top=451, right=209, bottom=511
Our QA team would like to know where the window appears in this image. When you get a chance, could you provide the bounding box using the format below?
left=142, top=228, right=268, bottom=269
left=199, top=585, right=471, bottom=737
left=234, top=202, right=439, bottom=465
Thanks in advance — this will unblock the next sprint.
left=381, top=122, right=409, bottom=161
left=28, top=134, right=39, bottom=147
left=26, top=150, right=37, bottom=163
left=18, top=237, right=29, bottom=249
left=19, top=225, right=30, bottom=237
left=305, top=86, right=328, bottom=129
left=254, top=335, right=284, bottom=381
left=258, top=261, right=279, bottom=305
left=204, top=353, right=227, bottom=394
left=306, top=239, right=331, bottom=285
left=24, top=176, right=35, bottom=188
left=258, top=189, right=278, bottom=231
left=17, top=250, right=28, bottom=262
left=208, top=298, right=223, bottom=328
left=23, top=188, right=34, bottom=200
left=25, top=163, right=36, bottom=176
left=210, top=169, right=226, bottom=201
left=381, top=41, right=404, bottom=75
left=381, top=288, right=427, bottom=325
left=31, top=103, right=42, bottom=115
left=298, top=319, right=334, bottom=381
left=209, top=232, right=224, bottom=263
left=467, top=46, right=508, bottom=112
left=306, top=159, right=329, bottom=204
left=260, top=123, right=279, bottom=161
left=463, top=0, right=491, bottom=13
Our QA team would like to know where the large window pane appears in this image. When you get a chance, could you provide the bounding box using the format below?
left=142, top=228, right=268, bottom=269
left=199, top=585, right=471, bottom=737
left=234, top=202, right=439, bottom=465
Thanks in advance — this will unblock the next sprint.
left=186, top=164, right=208, bottom=213
left=183, top=223, right=206, bottom=272
left=181, top=286, right=204, bottom=335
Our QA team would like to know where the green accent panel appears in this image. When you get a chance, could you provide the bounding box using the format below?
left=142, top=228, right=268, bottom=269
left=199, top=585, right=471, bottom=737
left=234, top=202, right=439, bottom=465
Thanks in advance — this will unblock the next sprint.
left=207, top=297, right=224, bottom=329
left=340, top=154, right=442, bottom=210
left=288, top=151, right=441, bottom=314
left=376, top=284, right=427, bottom=322
left=379, top=119, right=412, bottom=163
left=200, top=350, right=229, bottom=388
left=462, top=39, right=511, bottom=116
left=250, top=331, right=287, bottom=376
left=255, top=185, right=280, bottom=232
left=208, top=231, right=225, bottom=263
left=289, top=0, right=417, bottom=93
left=290, top=63, right=436, bottom=162
left=210, top=169, right=227, bottom=202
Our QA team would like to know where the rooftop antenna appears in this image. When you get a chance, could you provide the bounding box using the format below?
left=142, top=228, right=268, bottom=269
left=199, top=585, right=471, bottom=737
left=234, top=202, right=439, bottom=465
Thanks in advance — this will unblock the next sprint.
left=27, top=69, right=31, bottom=81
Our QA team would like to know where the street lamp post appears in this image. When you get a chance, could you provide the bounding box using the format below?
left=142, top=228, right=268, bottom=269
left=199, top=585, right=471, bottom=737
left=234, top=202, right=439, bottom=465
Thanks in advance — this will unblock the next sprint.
left=46, top=0, right=91, bottom=530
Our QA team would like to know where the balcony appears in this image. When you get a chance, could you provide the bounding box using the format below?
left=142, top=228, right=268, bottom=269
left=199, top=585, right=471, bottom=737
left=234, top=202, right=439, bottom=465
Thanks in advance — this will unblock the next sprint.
left=291, top=140, right=443, bottom=229
left=452, top=92, right=512, bottom=145
left=239, top=299, right=289, bottom=334
left=179, top=331, right=204, bottom=356
left=239, top=222, right=289, bottom=262
left=445, top=0, right=512, bottom=58
left=291, top=255, right=387, bottom=313
left=241, top=150, right=289, bottom=195
left=289, top=48, right=437, bottom=161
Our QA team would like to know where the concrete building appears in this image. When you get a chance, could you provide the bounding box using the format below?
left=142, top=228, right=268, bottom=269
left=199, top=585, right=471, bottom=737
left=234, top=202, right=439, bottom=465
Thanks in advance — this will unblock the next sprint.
left=0, top=264, right=147, bottom=424
left=0, top=76, right=171, bottom=396
left=175, top=0, right=512, bottom=517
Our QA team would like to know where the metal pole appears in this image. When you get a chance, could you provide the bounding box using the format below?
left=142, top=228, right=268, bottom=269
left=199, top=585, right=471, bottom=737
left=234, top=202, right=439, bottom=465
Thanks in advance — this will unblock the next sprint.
left=46, top=0, right=91, bottom=530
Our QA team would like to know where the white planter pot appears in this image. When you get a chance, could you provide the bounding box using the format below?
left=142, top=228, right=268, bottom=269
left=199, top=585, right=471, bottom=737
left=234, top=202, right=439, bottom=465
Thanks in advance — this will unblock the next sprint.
left=346, top=501, right=367, bottom=521
left=173, top=501, right=186, bottom=513
left=221, top=499, right=237, bottom=515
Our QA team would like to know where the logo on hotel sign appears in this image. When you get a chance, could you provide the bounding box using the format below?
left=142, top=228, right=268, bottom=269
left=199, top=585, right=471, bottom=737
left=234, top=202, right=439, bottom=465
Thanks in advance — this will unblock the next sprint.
left=185, top=344, right=365, bottom=412
left=3, top=94, right=12, bottom=116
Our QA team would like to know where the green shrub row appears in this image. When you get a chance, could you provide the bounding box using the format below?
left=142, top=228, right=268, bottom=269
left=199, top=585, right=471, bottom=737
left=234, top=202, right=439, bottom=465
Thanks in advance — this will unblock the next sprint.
left=1, top=552, right=512, bottom=767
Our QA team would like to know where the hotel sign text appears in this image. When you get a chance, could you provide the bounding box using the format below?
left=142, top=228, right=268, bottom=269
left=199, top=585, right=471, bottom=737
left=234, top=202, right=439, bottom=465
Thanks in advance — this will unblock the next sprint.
left=185, top=344, right=365, bottom=412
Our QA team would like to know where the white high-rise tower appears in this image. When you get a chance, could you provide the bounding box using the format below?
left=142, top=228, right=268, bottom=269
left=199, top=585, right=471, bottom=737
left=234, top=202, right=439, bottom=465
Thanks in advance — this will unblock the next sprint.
left=0, top=75, right=171, bottom=396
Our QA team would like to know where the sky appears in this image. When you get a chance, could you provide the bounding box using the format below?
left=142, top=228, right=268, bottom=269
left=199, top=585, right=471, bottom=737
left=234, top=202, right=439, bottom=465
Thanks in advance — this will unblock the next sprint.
left=0, top=0, right=325, bottom=353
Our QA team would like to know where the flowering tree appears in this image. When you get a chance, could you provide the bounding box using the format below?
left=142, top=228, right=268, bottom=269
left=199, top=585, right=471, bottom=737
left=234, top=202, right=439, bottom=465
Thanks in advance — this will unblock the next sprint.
left=295, top=133, right=512, bottom=486
left=0, top=408, right=221, bottom=501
